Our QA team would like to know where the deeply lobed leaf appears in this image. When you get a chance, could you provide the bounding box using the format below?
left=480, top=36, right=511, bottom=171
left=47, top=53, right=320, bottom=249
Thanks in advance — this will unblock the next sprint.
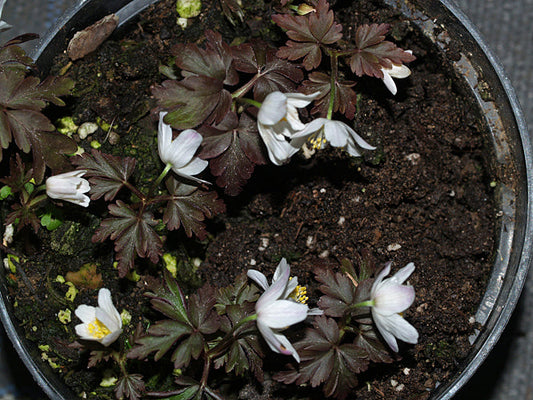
left=199, top=112, right=267, bottom=196
left=348, top=23, right=416, bottom=78
left=92, top=201, right=162, bottom=277
left=273, top=0, right=342, bottom=70
left=163, top=177, right=226, bottom=239
left=72, top=150, right=136, bottom=201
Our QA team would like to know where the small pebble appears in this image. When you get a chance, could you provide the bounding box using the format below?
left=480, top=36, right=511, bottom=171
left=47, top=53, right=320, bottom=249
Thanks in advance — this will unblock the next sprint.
left=387, top=243, right=402, bottom=251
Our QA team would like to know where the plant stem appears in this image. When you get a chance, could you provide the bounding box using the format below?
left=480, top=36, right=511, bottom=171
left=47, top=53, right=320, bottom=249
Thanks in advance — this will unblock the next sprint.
left=146, top=163, right=172, bottom=200
left=231, top=73, right=261, bottom=99
left=237, top=97, right=262, bottom=109
left=327, top=50, right=339, bottom=120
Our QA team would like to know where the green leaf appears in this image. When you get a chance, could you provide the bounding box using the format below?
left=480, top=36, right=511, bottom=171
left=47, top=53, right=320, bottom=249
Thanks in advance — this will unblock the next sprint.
left=93, top=201, right=163, bottom=277
left=40, top=211, right=63, bottom=231
left=72, top=150, right=136, bottom=201
left=163, top=178, right=226, bottom=240
left=0, top=185, right=12, bottom=199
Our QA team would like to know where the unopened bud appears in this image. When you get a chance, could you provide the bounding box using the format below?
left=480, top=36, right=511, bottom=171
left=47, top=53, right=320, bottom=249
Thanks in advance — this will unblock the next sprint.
left=297, top=4, right=316, bottom=15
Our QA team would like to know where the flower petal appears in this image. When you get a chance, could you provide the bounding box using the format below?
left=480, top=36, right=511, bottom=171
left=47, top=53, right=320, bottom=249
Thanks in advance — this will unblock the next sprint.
left=167, top=129, right=203, bottom=169
left=285, top=91, right=320, bottom=108
left=256, top=261, right=291, bottom=309
left=100, top=328, right=123, bottom=347
left=373, top=284, right=415, bottom=315
left=74, top=305, right=96, bottom=324
left=323, top=120, right=348, bottom=148
left=97, top=288, right=121, bottom=329
left=259, top=299, right=308, bottom=329
left=258, top=123, right=299, bottom=165
left=257, top=320, right=295, bottom=357
left=247, top=269, right=269, bottom=291
left=74, top=323, right=93, bottom=341
left=391, top=262, right=415, bottom=285
left=158, top=112, right=173, bottom=163
left=258, top=92, right=287, bottom=125
left=381, top=70, right=398, bottom=95
left=372, top=310, right=399, bottom=352
left=387, top=63, right=411, bottom=79
left=174, top=156, right=208, bottom=177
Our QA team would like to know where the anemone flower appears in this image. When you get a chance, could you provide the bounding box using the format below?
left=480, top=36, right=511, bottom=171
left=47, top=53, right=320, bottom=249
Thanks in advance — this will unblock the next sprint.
left=46, top=170, right=90, bottom=207
left=370, top=262, right=419, bottom=352
left=158, top=112, right=208, bottom=183
left=291, top=118, right=376, bottom=157
left=380, top=51, right=413, bottom=95
left=248, top=258, right=316, bottom=362
left=257, top=91, right=319, bottom=165
left=74, top=288, right=123, bottom=347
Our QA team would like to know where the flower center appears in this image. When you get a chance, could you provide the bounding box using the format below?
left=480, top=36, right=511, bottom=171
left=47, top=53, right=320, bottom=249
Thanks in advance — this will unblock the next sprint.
left=290, top=285, right=309, bottom=304
left=308, top=132, right=327, bottom=150
left=88, top=318, right=111, bottom=339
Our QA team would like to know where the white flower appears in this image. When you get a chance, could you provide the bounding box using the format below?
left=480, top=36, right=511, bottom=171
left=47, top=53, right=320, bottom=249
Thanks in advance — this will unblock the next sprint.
left=0, top=0, right=12, bottom=32
left=292, top=118, right=375, bottom=157
left=257, top=91, right=319, bottom=165
left=158, top=112, right=208, bottom=183
left=74, top=288, right=123, bottom=347
left=46, top=170, right=90, bottom=207
left=370, top=262, right=418, bottom=352
left=380, top=51, right=412, bottom=95
left=248, top=258, right=317, bottom=362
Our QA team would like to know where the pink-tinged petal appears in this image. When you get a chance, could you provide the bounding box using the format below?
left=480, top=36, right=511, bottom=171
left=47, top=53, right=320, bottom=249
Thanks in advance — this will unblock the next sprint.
left=167, top=129, right=203, bottom=169
left=391, top=262, right=415, bottom=285
left=256, top=262, right=291, bottom=309
left=381, top=70, right=398, bottom=95
left=258, top=92, right=287, bottom=125
left=257, top=320, right=293, bottom=356
left=74, top=305, right=96, bottom=324
left=371, top=263, right=391, bottom=297
left=259, top=300, right=308, bottom=329
left=247, top=269, right=269, bottom=291
left=373, top=284, right=415, bottom=315
left=275, top=332, right=301, bottom=363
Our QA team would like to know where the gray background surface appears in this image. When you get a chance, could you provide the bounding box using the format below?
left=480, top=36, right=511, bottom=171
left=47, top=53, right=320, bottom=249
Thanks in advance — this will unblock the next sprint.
left=0, top=0, right=532, bottom=399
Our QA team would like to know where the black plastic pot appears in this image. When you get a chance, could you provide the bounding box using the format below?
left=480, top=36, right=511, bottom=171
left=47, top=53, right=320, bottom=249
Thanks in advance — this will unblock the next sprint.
left=0, top=0, right=530, bottom=399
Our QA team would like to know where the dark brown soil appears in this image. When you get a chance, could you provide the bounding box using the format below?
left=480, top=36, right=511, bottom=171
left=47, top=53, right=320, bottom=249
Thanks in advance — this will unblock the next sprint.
left=3, top=0, right=498, bottom=399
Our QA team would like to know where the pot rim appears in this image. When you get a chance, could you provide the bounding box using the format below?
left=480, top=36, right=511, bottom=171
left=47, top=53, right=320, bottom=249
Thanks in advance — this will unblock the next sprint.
left=1, top=0, right=530, bottom=399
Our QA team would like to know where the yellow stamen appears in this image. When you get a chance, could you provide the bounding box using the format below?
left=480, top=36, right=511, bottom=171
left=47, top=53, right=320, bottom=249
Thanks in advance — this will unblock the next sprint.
left=290, top=285, right=309, bottom=304
left=308, top=136, right=327, bottom=150
left=87, top=318, right=111, bottom=339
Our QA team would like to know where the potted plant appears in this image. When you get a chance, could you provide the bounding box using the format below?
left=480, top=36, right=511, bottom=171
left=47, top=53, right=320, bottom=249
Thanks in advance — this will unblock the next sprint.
left=0, top=0, right=530, bottom=399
